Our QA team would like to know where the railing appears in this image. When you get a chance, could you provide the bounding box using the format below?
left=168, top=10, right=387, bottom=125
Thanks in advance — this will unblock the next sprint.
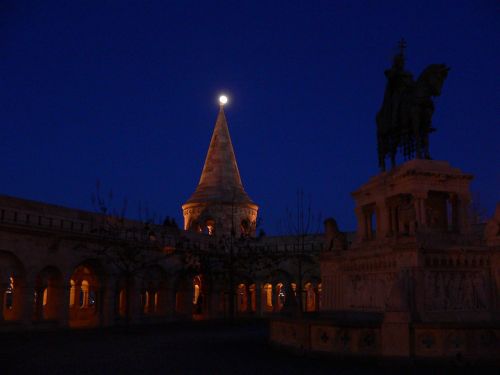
left=0, top=205, right=325, bottom=253
left=0, top=207, right=92, bottom=234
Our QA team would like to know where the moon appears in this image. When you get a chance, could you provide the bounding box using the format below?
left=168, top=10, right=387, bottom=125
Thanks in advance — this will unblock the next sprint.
left=219, top=95, right=228, bottom=105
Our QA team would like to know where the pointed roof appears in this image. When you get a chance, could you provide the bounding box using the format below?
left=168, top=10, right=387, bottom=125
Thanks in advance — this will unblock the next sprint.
left=184, top=106, right=255, bottom=206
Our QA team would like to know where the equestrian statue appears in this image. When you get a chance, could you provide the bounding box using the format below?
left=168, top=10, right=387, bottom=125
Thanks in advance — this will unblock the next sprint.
left=376, top=40, right=450, bottom=171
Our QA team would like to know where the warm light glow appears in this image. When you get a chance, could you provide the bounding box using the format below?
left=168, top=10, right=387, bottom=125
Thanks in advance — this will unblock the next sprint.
left=219, top=95, right=228, bottom=105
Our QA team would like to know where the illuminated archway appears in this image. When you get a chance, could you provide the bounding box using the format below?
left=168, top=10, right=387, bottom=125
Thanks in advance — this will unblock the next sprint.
left=140, top=266, right=168, bottom=316
left=276, top=283, right=285, bottom=311
left=263, top=283, right=273, bottom=312
left=68, top=263, right=100, bottom=328
left=249, top=284, right=256, bottom=312
left=204, top=219, right=216, bottom=236
left=304, top=282, right=316, bottom=312
left=34, top=266, right=62, bottom=322
left=0, top=251, right=26, bottom=322
left=192, top=275, right=204, bottom=316
left=237, top=283, right=248, bottom=313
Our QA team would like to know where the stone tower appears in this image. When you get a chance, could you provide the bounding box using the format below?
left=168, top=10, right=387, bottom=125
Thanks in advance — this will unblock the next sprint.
left=182, top=102, right=258, bottom=237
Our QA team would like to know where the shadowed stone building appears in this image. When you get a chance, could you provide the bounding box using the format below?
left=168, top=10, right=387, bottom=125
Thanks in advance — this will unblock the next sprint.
left=0, top=101, right=322, bottom=330
left=269, top=49, right=500, bottom=362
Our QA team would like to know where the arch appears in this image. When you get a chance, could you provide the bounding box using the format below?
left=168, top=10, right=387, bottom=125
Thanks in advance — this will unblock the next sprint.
left=34, top=266, right=63, bottom=322
left=301, top=276, right=321, bottom=313
left=139, top=265, right=168, bottom=316
left=193, top=275, right=203, bottom=316
left=303, top=282, right=316, bottom=312
left=172, top=271, right=194, bottom=317
left=0, top=251, right=26, bottom=322
left=68, top=261, right=102, bottom=328
left=188, top=220, right=202, bottom=233
left=266, top=269, right=294, bottom=312
left=240, top=219, right=250, bottom=237
left=237, top=283, right=248, bottom=313
left=204, top=218, right=216, bottom=236
left=248, top=283, right=256, bottom=312
left=276, top=282, right=285, bottom=311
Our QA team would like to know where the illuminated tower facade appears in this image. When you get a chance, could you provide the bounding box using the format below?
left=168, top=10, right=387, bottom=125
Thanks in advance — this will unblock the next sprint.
left=182, top=98, right=258, bottom=237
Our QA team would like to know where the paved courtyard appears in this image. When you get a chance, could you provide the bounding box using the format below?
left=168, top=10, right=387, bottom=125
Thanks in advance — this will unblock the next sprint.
left=0, top=320, right=496, bottom=374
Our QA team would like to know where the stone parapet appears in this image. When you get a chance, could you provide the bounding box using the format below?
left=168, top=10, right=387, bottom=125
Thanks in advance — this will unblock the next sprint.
left=270, top=317, right=500, bottom=362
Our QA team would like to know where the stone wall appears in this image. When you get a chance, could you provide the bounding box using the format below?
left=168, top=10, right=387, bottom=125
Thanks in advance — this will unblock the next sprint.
left=270, top=318, right=500, bottom=361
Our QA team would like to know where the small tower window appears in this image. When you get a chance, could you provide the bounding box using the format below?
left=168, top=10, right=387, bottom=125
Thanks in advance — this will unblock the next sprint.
left=205, top=219, right=216, bottom=236
left=241, top=219, right=250, bottom=236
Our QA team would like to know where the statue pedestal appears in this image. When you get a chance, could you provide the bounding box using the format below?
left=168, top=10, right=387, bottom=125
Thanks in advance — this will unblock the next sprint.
left=381, top=312, right=411, bottom=358
left=351, top=159, right=473, bottom=244
left=316, top=159, right=499, bottom=360
left=273, top=159, right=499, bottom=361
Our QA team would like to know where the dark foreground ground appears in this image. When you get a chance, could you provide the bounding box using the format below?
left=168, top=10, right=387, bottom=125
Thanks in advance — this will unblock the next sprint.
left=0, top=320, right=498, bottom=375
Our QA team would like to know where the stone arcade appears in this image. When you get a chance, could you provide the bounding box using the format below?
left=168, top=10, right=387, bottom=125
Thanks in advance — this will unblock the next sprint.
left=0, top=101, right=323, bottom=330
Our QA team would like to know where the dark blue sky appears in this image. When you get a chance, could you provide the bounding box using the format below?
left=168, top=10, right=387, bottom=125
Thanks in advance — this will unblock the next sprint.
left=1, top=1, right=498, bottom=233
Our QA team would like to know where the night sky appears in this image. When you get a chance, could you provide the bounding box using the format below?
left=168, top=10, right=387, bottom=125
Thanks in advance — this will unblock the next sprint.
left=1, top=1, right=498, bottom=233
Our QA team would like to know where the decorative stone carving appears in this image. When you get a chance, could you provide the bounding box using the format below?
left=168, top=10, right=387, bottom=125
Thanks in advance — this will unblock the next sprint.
left=424, top=271, right=488, bottom=311
left=345, top=272, right=397, bottom=310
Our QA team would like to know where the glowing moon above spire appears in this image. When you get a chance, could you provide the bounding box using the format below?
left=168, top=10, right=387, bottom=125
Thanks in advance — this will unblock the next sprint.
left=219, top=95, right=228, bottom=105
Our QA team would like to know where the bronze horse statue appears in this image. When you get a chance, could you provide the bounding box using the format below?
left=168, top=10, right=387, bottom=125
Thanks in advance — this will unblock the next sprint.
left=376, top=59, right=449, bottom=171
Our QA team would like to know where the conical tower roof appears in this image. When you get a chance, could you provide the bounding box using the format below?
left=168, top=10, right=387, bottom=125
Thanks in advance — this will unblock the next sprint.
left=185, top=105, right=255, bottom=206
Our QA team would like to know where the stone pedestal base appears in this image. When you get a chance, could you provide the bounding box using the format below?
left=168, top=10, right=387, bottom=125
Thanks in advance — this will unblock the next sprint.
left=381, top=312, right=410, bottom=358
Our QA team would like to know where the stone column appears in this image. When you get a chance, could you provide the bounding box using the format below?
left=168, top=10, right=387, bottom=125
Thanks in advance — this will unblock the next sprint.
left=390, top=206, right=398, bottom=236
left=272, top=285, right=279, bottom=313
left=254, top=283, right=262, bottom=317
left=245, top=285, right=253, bottom=314
left=127, top=280, right=143, bottom=323
left=376, top=200, right=391, bottom=238
left=0, top=282, right=6, bottom=322
left=20, top=284, right=34, bottom=327
left=314, top=284, right=321, bottom=312
left=99, top=282, right=115, bottom=327
left=387, top=205, right=394, bottom=236
left=413, top=192, right=427, bottom=232
left=165, top=287, right=176, bottom=318
left=458, top=194, right=471, bottom=234
left=365, top=210, right=372, bottom=240
left=58, top=283, right=70, bottom=328
left=354, top=207, right=365, bottom=242
left=176, top=284, right=194, bottom=319
left=34, top=287, right=44, bottom=321
left=419, top=196, right=427, bottom=228
left=210, top=288, right=223, bottom=318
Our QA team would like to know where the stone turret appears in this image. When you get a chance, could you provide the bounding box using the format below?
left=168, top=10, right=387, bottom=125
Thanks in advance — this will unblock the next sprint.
left=182, top=103, right=258, bottom=237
